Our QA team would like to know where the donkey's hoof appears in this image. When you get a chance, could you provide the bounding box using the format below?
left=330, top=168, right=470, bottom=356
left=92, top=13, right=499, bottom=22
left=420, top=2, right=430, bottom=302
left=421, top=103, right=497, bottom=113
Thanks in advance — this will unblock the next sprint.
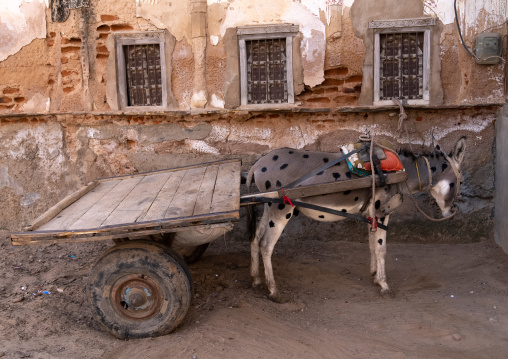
left=380, top=288, right=395, bottom=299
left=252, top=279, right=262, bottom=289
left=268, top=292, right=282, bottom=303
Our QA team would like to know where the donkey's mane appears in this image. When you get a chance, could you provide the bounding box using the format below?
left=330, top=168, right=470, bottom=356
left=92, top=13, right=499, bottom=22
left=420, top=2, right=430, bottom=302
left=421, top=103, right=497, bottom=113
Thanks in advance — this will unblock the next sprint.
left=397, top=148, right=447, bottom=161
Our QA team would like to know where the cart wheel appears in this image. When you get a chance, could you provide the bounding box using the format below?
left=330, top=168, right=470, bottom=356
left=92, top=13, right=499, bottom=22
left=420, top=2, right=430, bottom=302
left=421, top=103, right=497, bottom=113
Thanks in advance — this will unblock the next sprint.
left=87, top=240, right=192, bottom=339
left=112, top=235, right=209, bottom=264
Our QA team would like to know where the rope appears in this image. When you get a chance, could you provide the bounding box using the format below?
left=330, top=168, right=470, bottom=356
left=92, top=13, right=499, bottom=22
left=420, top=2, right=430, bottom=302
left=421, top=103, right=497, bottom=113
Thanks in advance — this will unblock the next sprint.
left=415, top=160, right=422, bottom=192
left=405, top=182, right=457, bottom=221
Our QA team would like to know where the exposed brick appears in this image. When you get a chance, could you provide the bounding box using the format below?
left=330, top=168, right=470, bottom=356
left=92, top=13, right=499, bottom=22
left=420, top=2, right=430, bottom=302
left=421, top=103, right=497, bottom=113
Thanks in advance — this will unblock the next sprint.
left=47, top=39, right=54, bottom=46
left=416, top=116, right=423, bottom=122
left=307, top=97, right=331, bottom=103
left=97, top=25, right=111, bottom=32
left=99, top=33, right=109, bottom=40
left=354, top=84, right=362, bottom=92
left=343, top=87, right=356, bottom=93
left=62, top=79, right=72, bottom=85
left=3, top=87, right=19, bottom=94
left=269, top=114, right=280, bottom=119
left=63, top=87, right=75, bottom=93
left=61, top=57, right=69, bottom=64
left=346, top=75, right=363, bottom=83
left=333, top=95, right=358, bottom=105
left=96, top=45, right=108, bottom=53
left=101, top=15, right=120, bottom=21
left=0, top=97, right=12, bottom=104
left=324, top=88, right=339, bottom=94
left=0, top=103, right=15, bottom=109
left=14, top=97, right=25, bottom=103
left=96, top=54, right=109, bottom=59
left=126, top=140, right=136, bottom=150
left=49, top=32, right=56, bottom=37
left=61, top=70, right=75, bottom=77
left=322, top=78, right=344, bottom=86
left=311, top=88, right=325, bottom=95
left=48, top=79, right=55, bottom=85
left=111, top=24, right=134, bottom=32
left=61, top=46, right=80, bottom=53
left=62, top=37, right=82, bottom=44
left=325, top=67, right=348, bottom=78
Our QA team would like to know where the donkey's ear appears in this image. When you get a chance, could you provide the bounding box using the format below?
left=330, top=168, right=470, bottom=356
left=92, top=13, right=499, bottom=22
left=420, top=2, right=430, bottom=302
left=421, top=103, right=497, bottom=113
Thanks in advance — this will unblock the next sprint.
left=452, top=136, right=466, bottom=166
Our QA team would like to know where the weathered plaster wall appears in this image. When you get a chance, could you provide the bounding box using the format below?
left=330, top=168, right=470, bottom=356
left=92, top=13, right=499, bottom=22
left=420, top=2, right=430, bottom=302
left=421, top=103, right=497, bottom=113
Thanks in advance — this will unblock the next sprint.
left=0, top=109, right=497, bottom=243
left=0, top=0, right=504, bottom=242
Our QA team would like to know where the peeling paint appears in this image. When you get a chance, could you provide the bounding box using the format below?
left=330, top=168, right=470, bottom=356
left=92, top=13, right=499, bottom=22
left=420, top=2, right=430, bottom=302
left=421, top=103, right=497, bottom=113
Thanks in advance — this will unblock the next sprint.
left=210, top=93, right=225, bottom=108
left=20, top=93, right=51, bottom=113
left=0, top=0, right=47, bottom=61
left=210, top=35, right=219, bottom=45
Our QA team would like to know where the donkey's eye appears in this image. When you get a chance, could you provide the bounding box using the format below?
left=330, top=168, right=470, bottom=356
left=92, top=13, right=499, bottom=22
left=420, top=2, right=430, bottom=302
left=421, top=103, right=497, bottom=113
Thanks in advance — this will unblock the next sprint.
left=449, top=182, right=455, bottom=189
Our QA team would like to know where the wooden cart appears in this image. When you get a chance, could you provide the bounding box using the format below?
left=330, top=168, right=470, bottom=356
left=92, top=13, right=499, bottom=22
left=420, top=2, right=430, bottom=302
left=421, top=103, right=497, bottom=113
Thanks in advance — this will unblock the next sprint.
left=10, top=158, right=407, bottom=339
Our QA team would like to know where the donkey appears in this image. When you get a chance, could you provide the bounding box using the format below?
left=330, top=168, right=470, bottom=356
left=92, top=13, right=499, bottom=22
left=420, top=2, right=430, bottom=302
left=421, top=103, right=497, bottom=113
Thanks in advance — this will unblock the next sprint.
left=246, top=137, right=466, bottom=302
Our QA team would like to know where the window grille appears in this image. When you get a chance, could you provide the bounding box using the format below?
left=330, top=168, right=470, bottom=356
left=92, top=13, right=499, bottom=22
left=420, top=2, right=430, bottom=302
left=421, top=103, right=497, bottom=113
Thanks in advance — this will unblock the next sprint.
left=246, top=38, right=287, bottom=104
left=379, top=32, right=424, bottom=100
left=124, top=44, right=163, bottom=106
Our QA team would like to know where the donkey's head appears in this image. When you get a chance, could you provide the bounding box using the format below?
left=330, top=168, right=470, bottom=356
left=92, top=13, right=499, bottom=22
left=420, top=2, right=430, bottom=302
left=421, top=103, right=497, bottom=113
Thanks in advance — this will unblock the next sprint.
left=428, top=136, right=466, bottom=217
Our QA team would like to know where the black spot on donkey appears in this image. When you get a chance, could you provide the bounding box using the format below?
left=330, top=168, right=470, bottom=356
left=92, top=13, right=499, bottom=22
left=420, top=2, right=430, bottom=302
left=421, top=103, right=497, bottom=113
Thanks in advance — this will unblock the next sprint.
left=246, top=137, right=466, bottom=302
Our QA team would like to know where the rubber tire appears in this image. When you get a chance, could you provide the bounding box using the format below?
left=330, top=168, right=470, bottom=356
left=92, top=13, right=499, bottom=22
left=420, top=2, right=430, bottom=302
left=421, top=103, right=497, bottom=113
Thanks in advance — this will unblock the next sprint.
left=87, top=240, right=192, bottom=339
left=112, top=235, right=209, bottom=264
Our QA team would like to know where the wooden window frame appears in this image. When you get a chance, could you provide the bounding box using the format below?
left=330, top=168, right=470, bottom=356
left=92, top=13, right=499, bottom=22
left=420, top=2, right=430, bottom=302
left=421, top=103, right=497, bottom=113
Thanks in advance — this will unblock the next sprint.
left=237, top=24, right=299, bottom=106
left=115, top=31, right=167, bottom=110
left=370, top=18, right=435, bottom=106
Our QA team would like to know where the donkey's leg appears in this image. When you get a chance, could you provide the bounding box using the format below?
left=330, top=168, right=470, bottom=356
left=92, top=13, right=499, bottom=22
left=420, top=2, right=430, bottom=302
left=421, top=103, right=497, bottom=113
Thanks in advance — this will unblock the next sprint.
left=370, top=215, right=394, bottom=298
left=251, top=205, right=269, bottom=288
left=260, top=205, right=294, bottom=302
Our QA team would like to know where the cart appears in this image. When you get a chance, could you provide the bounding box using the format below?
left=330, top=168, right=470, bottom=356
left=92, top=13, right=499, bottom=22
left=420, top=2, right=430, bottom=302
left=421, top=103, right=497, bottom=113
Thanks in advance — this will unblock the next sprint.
left=10, top=158, right=407, bottom=339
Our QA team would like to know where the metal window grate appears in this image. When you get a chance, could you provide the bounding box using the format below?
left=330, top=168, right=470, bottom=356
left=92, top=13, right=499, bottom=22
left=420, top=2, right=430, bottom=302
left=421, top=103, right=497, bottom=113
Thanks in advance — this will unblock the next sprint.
left=124, top=44, right=163, bottom=106
left=379, top=32, right=424, bottom=100
left=246, top=38, right=287, bottom=104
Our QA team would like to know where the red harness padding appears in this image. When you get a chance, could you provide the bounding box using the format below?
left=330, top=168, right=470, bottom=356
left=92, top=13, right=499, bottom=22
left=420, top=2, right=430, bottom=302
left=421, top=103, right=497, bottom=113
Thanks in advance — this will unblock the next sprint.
left=363, top=150, right=403, bottom=172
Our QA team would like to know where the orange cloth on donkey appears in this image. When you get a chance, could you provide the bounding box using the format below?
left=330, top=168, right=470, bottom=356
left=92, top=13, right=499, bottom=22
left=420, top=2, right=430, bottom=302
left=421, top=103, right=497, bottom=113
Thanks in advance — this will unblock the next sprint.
left=363, top=150, right=403, bottom=172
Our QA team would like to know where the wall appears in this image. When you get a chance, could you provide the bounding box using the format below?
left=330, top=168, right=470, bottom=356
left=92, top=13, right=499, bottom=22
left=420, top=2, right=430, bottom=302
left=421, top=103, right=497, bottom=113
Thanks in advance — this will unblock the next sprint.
left=0, top=0, right=506, bottom=244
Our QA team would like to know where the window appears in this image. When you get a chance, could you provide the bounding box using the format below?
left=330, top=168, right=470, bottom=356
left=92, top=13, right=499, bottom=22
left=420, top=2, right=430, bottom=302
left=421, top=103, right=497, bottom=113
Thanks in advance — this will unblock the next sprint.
left=115, top=31, right=167, bottom=109
left=370, top=18, right=435, bottom=106
left=237, top=24, right=299, bottom=106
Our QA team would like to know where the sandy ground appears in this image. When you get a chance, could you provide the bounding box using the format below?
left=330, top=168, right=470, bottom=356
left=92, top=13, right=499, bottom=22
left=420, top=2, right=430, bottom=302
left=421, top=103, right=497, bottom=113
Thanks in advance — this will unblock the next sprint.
left=1, top=228, right=508, bottom=359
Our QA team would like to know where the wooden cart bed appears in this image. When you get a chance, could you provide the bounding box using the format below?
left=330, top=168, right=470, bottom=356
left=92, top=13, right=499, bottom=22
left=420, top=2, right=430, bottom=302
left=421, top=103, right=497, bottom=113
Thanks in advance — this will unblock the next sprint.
left=12, top=159, right=241, bottom=245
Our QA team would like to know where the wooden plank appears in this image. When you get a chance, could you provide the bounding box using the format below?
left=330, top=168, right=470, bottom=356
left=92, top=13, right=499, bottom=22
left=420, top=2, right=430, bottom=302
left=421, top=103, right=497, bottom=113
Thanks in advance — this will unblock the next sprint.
left=101, top=172, right=172, bottom=226
left=193, top=164, right=220, bottom=215
left=240, top=171, right=408, bottom=205
left=38, top=180, right=120, bottom=231
left=211, top=161, right=241, bottom=213
left=163, top=167, right=207, bottom=218
left=11, top=210, right=240, bottom=244
left=12, top=222, right=235, bottom=246
left=141, top=170, right=187, bottom=222
left=68, top=176, right=143, bottom=230
left=27, top=181, right=100, bottom=231
left=98, top=158, right=241, bottom=182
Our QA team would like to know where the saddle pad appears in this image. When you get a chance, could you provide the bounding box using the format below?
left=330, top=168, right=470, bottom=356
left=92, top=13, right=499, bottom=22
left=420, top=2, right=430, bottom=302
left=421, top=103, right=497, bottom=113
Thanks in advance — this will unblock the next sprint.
left=341, top=140, right=403, bottom=176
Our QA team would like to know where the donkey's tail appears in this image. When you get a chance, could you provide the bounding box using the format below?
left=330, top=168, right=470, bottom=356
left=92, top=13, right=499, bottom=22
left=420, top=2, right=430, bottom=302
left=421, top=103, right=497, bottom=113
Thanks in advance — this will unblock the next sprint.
left=245, top=166, right=257, bottom=241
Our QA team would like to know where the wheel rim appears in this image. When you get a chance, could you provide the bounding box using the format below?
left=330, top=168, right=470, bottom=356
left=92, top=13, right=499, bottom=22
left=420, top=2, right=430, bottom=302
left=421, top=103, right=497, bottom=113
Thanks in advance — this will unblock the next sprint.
left=111, top=274, right=163, bottom=321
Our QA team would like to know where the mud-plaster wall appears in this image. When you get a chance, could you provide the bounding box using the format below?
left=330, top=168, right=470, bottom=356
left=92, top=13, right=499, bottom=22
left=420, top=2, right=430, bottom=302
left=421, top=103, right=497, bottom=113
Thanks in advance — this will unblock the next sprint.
left=0, top=0, right=505, bottom=244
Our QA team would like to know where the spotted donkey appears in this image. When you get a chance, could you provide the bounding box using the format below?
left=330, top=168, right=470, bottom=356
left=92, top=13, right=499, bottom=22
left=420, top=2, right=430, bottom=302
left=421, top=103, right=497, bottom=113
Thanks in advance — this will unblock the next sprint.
left=246, top=137, right=466, bottom=302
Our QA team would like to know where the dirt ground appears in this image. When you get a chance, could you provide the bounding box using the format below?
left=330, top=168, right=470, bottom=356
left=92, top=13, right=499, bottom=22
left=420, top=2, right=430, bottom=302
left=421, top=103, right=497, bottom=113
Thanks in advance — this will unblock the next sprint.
left=1, top=227, right=508, bottom=359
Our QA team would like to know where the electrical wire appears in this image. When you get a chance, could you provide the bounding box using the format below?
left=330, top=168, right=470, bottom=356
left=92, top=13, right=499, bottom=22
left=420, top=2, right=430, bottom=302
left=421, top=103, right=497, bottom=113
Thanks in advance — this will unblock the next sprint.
left=454, top=0, right=478, bottom=59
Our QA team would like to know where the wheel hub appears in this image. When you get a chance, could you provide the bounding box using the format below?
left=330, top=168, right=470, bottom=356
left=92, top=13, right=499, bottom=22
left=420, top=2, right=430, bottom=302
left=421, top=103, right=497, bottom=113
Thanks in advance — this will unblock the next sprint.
left=111, top=274, right=163, bottom=320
